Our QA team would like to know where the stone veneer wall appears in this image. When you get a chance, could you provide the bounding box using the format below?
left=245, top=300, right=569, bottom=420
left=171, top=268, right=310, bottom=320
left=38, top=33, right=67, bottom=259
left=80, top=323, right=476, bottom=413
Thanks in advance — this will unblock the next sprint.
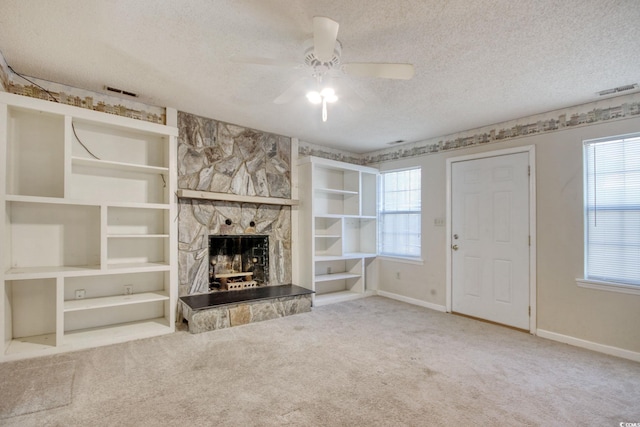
left=177, top=112, right=292, bottom=298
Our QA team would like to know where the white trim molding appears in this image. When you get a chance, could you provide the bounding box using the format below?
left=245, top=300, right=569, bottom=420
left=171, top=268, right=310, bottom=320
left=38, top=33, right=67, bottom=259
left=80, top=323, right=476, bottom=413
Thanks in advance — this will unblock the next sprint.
left=576, top=278, right=640, bottom=296
left=537, top=329, right=640, bottom=363
left=377, top=290, right=447, bottom=312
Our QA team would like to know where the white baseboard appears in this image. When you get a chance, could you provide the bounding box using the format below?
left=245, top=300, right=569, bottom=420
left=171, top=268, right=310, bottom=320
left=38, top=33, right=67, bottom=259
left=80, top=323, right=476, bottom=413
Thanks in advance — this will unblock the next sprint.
left=375, top=292, right=639, bottom=362
left=537, top=329, right=640, bottom=363
left=376, top=290, right=447, bottom=312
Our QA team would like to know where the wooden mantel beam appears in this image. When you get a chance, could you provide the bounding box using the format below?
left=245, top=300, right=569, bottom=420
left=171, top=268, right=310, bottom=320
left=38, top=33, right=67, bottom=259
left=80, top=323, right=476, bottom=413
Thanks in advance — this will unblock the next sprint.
left=176, top=189, right=299, bottom=206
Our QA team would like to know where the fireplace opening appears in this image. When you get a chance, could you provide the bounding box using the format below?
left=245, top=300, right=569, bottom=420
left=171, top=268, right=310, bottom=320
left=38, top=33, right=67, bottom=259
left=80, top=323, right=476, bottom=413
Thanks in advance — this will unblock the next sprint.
left=209, top=235, right=269, bottom=291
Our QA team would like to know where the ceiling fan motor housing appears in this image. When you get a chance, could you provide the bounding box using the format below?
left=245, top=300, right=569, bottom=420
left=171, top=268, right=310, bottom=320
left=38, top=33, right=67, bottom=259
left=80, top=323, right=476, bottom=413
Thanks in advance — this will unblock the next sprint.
left=304, top=38, right=342, bottom=71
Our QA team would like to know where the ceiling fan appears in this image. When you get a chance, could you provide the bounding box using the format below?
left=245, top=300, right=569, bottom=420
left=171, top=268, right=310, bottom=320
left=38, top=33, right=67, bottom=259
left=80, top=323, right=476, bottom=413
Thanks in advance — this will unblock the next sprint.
left=232, top=16, right=415, bottom=122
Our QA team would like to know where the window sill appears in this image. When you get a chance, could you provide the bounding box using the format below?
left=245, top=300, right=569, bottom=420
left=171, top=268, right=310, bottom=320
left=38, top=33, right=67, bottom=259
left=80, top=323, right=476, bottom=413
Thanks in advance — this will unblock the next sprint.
left=576, top=278, right=640, bottom=296
left=377, top=256, right=424, bottom=266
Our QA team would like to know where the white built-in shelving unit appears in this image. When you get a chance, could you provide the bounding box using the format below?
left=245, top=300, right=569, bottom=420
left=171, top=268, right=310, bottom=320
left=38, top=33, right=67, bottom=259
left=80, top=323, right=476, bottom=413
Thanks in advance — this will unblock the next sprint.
left=298, top=156, right=378, bottom=306
left=0, top=92, right=178, bottom=361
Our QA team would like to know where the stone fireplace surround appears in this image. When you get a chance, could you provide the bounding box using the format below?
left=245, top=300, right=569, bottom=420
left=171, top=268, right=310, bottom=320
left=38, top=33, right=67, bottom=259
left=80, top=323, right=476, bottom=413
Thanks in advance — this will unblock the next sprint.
left=180, top=284, right=313, bottom=333
left=177, top=111, right=307, bottom=331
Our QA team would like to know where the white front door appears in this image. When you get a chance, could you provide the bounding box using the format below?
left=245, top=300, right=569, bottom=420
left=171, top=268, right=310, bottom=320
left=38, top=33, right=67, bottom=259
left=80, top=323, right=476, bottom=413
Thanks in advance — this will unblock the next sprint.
left=451, top=152, right=530, bottom=329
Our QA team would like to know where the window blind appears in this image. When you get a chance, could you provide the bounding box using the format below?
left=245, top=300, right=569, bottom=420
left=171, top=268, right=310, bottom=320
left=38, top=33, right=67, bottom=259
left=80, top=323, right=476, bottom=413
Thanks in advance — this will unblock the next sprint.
left=379, top=168, right=421, bottom=258
left=584, top=135, right=640, bottom=286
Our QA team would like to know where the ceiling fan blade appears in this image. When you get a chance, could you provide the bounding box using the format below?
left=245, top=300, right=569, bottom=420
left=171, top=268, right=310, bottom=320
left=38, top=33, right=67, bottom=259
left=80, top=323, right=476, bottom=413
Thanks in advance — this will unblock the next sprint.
left=341, top=91, right=365, bottom=111
left=342, top=63, right=415, bottom=80
left=332, top=80, right=365, bottom=111
left=273, top=78, right=311, bottom=104
left=230, top=55, right=301, bottom=69
left=313, top=16, right=339, bottom=63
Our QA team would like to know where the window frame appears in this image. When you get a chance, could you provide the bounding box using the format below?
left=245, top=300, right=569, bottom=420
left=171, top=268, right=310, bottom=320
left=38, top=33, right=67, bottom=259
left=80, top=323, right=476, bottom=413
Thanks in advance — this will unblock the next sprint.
left=377, top=166, right=422, bottom=262
left=577, top=132, right=640, bottom=296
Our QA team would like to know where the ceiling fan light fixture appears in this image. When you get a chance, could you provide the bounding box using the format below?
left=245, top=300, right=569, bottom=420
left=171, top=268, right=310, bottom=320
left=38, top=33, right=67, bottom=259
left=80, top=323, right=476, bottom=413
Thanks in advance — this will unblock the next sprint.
left=321, top=87, right=338, bottom=103
left=320, top=87, right=334, bottom=97
left=306, top=91, right=322, bottom=104
left=306, top=88, right=338, bottom=104
left=307, top=87, right=338, bottom=122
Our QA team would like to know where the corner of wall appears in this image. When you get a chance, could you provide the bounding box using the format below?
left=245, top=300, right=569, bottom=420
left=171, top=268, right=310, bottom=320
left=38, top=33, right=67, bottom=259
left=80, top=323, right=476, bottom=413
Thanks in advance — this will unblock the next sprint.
left=0, top=50, right=11, bottom=92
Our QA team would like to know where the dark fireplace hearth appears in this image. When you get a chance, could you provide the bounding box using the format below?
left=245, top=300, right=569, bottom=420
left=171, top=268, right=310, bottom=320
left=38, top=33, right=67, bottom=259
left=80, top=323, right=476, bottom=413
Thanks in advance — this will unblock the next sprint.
left=209, top=235, right=269, bottom=292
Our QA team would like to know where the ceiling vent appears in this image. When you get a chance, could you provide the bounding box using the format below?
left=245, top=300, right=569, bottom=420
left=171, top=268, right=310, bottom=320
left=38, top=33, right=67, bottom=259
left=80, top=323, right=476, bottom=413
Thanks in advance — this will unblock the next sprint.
left=597, top=84, right=638, bottom=97
left=104, top=86, right=139, bottom=97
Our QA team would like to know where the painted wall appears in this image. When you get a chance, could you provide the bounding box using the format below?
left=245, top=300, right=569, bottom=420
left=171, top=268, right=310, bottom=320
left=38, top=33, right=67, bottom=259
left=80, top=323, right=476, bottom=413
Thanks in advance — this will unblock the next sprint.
left=374, top=116, right=640, bottom=354
left=0, top=50, right=165, bottom=123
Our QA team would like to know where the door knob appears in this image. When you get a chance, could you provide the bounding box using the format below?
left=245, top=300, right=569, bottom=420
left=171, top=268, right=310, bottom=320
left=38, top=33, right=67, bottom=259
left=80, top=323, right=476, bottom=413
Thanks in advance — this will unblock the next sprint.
left=451, top=244, right=459, bottom=251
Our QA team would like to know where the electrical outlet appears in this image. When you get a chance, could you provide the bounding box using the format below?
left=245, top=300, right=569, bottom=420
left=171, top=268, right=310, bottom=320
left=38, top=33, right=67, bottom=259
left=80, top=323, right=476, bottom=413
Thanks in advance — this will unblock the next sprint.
left=395, top=272, right=401, bottom=280
left=75, top=289, right=86, bottom=299
left=124, top=285, right=133, bottom=296
left=327, top=267, right=332, bottom=274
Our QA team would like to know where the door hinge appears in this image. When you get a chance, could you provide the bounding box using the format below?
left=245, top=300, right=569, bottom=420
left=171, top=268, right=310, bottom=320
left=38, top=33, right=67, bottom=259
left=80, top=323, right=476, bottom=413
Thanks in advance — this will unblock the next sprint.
left=529, top=235, right=531, bottom=246
left=528, top=165, right=531, bottom=176
left=529, top=306, right=531, bottom=316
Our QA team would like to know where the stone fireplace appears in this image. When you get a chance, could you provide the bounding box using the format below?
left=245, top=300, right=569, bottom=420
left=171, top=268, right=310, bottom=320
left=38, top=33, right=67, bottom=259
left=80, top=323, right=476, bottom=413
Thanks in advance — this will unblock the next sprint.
left=176, top=111, right=309, bottom=332
left=177, top=111, right=293, bottom=299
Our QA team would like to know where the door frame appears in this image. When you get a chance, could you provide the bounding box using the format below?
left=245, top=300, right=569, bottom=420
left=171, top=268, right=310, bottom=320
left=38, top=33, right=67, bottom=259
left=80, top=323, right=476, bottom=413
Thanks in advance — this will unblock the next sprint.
left=445, top=145, right=537, bottom=334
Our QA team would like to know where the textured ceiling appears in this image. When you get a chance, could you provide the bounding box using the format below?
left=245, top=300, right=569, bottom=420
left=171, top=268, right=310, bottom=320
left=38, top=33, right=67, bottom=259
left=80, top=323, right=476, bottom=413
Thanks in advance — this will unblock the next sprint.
left=1, top=0, right=639, bottom=153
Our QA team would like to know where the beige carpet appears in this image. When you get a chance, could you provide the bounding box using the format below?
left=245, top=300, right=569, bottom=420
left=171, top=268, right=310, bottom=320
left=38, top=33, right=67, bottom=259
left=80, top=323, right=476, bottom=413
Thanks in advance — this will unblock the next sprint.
left=0, top=360, right=75, bottom=419
left=0, top=296, right=638, bottom=426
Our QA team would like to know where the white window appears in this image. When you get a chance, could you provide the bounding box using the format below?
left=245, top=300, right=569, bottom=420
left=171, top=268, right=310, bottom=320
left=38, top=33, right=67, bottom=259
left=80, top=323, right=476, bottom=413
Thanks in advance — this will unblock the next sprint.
left=581, top=134, right=640, bottom=292
left=378, top=168, right=421, bottom=259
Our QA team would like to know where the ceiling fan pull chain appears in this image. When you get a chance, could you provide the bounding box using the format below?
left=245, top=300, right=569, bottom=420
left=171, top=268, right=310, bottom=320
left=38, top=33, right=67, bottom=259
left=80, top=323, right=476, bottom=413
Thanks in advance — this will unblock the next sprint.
left=322, top=99, right=328, bottom=122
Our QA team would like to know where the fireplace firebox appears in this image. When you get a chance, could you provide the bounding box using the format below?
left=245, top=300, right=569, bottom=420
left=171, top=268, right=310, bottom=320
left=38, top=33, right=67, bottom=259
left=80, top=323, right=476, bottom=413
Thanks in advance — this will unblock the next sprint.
left=209, top=235, right=269, bottom=291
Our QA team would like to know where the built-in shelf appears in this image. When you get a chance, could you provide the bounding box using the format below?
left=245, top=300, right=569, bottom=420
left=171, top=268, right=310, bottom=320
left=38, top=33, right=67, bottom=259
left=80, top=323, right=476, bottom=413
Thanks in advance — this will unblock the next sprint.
left=5, top=333, right=57, bottom=355
left=314, top=214, right=377, bottom=219
left=315, top=253, right=377, bottom=262
left=64, top=291, right=169, bottom=312
left=63, top=318, right=171, bottom=347
left=6, top=194, right=97, bottom=206
left=106, top=202, right=170, bottom=209
left=107, top=234, right=169, bottom=239
left=298, top=156, right=379, bottom=306
left=5, top=195, right=170, bottom=210
left=6, top=262, right=171, bottom=278
left=314, top=272, right=362, bottom=282
left=105, top=262, right=171, bottom=271
left=344, top=252, right=378, bottom=259
left=72, top=156, right=169, bottom=174
left=315, top=187, right=358, bottom=196
left=314, top=290, right=368, bottom=306
left=1, top=91, right=177, bottom=361
left=5, top=265, right=102, bottom=280
left=176, top=189, right=298, bottom=206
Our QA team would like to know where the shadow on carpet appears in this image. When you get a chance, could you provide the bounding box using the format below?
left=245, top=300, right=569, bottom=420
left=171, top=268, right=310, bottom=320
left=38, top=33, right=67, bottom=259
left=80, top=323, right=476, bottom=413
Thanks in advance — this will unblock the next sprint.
left=0, top=360, right=75, bottom=419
